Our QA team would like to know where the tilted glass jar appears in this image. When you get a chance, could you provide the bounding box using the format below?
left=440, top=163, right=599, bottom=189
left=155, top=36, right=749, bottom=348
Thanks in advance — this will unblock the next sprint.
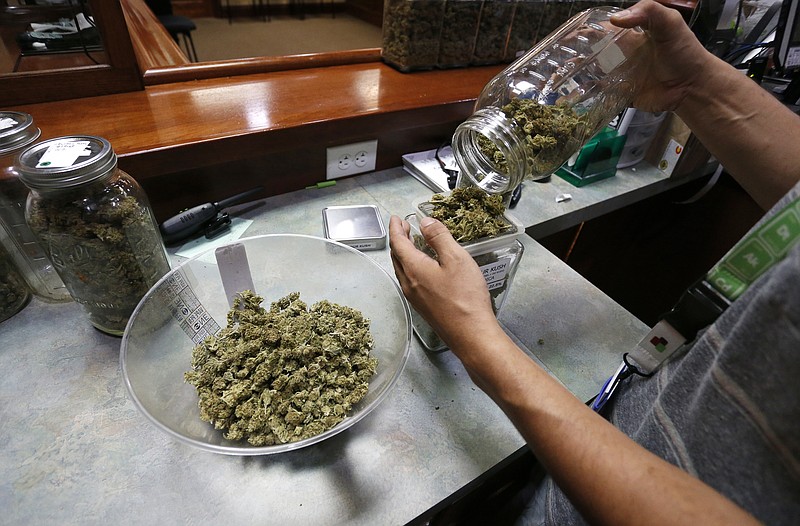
left=451, top=6, right=650, bottom=202
left=16, top=136, right=171, bottom=335
left=0, top=111, right=70, bottom=302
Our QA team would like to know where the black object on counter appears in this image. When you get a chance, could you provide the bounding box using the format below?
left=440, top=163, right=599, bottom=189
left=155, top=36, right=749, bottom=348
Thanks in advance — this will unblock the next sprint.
left=159, top=186, right=263, bottom=245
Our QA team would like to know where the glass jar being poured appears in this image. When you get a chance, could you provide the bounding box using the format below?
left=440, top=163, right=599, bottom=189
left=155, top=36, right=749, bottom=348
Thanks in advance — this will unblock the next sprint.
left=451, top=6, right=651, bottom=201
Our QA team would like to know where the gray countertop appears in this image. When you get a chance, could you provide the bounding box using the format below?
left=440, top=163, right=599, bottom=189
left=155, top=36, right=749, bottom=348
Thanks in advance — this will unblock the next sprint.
left=0, top=165, right=672, bottom=525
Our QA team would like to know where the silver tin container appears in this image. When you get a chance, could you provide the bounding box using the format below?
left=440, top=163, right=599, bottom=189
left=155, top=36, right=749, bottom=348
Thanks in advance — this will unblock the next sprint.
left=322, top=205, right=387, bottom=251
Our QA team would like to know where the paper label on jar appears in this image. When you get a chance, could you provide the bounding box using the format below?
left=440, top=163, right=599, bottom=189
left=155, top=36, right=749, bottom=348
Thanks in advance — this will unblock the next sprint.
left=480, top=256, right=511, bottom=291
left=0, top=117, right=17, bottom=130
left=592, top=38, right=626, bottom=74
left=36, top=140, right=91, bottom=168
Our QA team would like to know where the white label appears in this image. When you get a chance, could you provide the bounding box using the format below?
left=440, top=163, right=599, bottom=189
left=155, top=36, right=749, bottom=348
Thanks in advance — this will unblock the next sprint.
left=348, top=241, right=378, bottom=250
left=215, top=242, right=255, bottom=309
left=36, top=140, right=91, bottom=168
left=591, top=37, right=626, bottom=74
left=480, top=257, right=511, bottom=291
left=0, top=117, right=17, bottom=131
left=787, top=47, right=800, bottom=69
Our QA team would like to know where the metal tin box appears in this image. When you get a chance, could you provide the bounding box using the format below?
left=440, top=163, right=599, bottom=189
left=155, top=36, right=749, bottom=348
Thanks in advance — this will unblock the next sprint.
left=323, top=205, right=387, bottom=251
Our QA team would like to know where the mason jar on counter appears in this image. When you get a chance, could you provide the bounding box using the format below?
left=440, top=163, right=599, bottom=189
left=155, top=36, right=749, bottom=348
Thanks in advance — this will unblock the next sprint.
left=451, top=6, right=650, bottom=202
left=16, top=136, right=171, bottom=336
left=0, top=110, right=70, bottom=303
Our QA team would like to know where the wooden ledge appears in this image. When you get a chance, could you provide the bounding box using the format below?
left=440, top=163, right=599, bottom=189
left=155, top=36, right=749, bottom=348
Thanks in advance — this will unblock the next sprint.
left=9, top=61, right=502, bottom=218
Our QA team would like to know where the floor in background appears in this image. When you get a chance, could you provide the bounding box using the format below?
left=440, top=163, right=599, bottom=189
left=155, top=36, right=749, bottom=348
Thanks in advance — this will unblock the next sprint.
left=190, top=13, right=383, bottom=62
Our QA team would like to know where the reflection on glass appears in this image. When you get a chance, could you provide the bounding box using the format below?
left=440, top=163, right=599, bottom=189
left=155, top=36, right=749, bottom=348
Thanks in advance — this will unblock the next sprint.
left=0, top=0, right=106, bottom=75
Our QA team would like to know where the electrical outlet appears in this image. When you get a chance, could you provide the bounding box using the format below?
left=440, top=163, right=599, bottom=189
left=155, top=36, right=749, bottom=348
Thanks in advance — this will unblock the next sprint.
left=326, top=140, right=378, bottom=179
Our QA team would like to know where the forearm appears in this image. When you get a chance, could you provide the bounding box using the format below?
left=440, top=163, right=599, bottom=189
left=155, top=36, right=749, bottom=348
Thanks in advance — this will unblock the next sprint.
left=675, top=54, right=800, bottom=209
left=452, top=324, right=761, bottom=525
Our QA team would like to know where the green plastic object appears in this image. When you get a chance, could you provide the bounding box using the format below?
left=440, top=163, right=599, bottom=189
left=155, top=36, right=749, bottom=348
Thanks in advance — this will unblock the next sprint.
left=555, top=127, right=627, bottom=187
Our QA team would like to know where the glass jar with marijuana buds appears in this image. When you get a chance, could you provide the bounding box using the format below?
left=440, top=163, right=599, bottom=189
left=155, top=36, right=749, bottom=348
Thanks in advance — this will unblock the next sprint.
left=0, top=239, right=31, bottom=323
left=16, top=136, right=171, bottom=335
left=451, top=6, right=650, bottom=201
left=0, top=110, right=70, bottom=302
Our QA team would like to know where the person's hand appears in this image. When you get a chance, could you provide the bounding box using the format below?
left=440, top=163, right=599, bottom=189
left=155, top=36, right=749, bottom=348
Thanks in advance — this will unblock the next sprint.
left=611, top=0, right=714, bottom=112
left=388, top=215, right=499, bottom=350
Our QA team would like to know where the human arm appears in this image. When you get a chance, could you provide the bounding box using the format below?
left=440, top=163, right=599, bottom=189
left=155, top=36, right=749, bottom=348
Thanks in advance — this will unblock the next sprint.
left=389, top=215, right=761, bottom=525
left=611, top=0, right=800, bottom=209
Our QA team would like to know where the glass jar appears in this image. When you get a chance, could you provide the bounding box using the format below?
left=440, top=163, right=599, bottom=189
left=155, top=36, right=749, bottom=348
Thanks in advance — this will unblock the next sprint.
left=452, top=6, right=650, bottom=201
left=16, top=136, right=171, bottom=336
left=0, top=111, right=70, bottom=302
left=437, top=0, right=481, bottom=69
left=382, top=0, right=445, bottom=72
left=503, top=0, right=548, bottom=63
left=0, top=240, right=31, bottom=323
left=471, top=0, right=516, bottom=66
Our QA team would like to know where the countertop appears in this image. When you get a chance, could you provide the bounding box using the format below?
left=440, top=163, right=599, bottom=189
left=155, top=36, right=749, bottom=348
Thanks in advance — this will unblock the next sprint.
left=1, top=166, right=662, bottom=525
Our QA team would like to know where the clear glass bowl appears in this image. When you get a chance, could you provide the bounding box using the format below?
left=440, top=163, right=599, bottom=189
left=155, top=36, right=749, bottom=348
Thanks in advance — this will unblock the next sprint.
left=120, top=234, right=412, bottom=455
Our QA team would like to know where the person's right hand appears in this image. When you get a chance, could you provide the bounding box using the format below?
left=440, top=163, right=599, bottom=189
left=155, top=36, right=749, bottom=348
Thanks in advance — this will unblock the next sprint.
left=611, top=0, right=715, bottom=113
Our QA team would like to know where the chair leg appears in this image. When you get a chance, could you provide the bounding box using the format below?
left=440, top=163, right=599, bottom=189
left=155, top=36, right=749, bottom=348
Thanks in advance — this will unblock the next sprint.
left=182, top=32, right=198, bottom=62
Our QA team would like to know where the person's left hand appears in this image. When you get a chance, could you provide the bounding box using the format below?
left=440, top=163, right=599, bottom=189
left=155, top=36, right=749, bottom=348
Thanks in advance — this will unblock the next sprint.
left=388, top=215, right=498, bottom=351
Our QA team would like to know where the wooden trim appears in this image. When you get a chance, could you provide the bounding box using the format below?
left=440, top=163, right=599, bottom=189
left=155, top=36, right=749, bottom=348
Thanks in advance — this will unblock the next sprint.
left=120, top=0, right=189, bottom=74
left=9, top=60, right=502, bottom=219
left=0, top=0, right=142, bottom=106
left=142, top=48, right=382, bottom=84
left=119, top=0, right=381, bottom=85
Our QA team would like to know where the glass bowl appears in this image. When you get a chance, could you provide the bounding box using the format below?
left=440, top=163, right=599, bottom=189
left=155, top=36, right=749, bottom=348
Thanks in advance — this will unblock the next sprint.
left=120, top=234, right=411, bottom=455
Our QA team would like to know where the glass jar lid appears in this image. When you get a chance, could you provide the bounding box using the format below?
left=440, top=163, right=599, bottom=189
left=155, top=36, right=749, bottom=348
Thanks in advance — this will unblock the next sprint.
left=16, top=135, right=117, bottom=189
left=0, top=111, right=41, bottom=156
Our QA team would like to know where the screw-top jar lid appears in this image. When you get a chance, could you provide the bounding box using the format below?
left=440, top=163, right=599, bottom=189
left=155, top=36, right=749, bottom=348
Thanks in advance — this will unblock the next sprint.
left=16, top=135, right=117, bottom=189
left=0, top=111, right=41, bottom=156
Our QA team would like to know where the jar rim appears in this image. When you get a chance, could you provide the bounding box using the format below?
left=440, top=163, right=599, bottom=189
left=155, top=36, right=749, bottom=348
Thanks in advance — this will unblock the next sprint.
left=16, top=135, right=117, bottom=189
left=452, top=107, right=528, bottom=196
left=0, top=111, right=41, bottom=157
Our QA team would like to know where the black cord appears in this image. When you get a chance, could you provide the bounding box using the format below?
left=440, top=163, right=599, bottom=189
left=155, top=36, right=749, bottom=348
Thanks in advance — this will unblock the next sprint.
left=70, top=0, right=99, bottom=65
left=623, top=353, right=655, bottom=378
left=435, top=142, right=459, bottom=190
left=724, top=42, right=774, bottom=65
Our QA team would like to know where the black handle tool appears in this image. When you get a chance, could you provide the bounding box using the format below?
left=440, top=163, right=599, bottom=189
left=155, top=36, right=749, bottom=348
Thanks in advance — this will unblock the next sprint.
left=159, top=186, right=263, bottom=246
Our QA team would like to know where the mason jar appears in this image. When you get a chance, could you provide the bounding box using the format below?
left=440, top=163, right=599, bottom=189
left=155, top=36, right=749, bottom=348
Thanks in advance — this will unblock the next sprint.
left=382, top=0, right=445, bottom=72
left=16, top=136, right=171, bottom=335
left=0, top=110, right=69, bottom=302
left=451, top=6, right=650, bottom=202
left=0, top=240, right=31, bottom=323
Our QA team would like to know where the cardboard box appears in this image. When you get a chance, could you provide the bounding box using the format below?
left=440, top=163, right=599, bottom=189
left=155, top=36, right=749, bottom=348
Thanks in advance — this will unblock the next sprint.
left=645, top=112, right=712, bottom=179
